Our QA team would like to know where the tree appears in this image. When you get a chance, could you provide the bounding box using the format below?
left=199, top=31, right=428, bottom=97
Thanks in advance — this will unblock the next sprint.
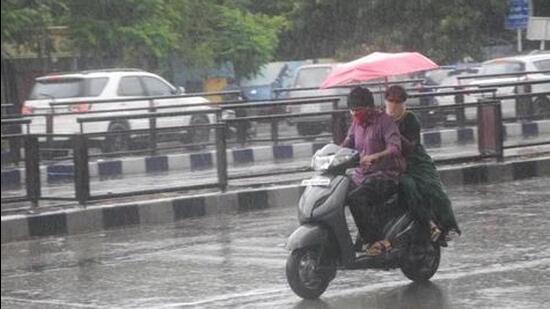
left=212, top=6, right=286, bottom=78
left=1, top=0, right=67, bottom=69
left=276, top=0, right=512, bottom=64
left=63, top=0, right=285, bottom=78
left=64, top=0, right=177, bottom=69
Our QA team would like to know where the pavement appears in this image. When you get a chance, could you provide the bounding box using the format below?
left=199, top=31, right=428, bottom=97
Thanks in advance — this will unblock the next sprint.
left=1, top=176, right=549, bottom=308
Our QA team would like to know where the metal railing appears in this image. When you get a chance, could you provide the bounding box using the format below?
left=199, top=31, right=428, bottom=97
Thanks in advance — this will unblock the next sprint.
left=457, top=70, right=550, bottom=80
left=2, top=82, right=550, bottom=212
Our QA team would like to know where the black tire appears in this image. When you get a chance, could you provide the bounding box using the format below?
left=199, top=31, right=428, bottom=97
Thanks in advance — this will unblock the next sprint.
left=185, top=114, right=210, bottom=148
left=103, top=122, right=131, bottom=154
left=286, top=248, right=336, bottom=299
left=400, top=241, right=440, bottom=282
left=533, top=96, right=550, bottom=118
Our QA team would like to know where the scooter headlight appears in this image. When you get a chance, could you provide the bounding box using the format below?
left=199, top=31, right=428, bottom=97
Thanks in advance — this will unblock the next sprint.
left=311, top=155, right=334, bottom=171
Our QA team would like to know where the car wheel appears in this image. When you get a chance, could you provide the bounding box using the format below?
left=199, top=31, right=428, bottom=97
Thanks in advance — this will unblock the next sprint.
left=103, top=122, right=131, bottom=155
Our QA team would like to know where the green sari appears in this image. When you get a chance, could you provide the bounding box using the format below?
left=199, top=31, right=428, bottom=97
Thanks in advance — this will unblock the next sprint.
left=397, top=112, right=461, bottom=235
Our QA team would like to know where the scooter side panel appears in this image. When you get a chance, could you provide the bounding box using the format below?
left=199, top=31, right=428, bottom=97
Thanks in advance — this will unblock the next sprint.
left=311, top=177, right=355, bottom=265
left=312, top=176, right=350, bottom=218
left=285, top=224, right=328, bottom=251
left=298, top=176, right=343, bottom=223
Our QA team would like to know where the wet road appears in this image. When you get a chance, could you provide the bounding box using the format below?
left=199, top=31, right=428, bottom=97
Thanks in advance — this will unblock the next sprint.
left=2, top=177, right=550, bottom=308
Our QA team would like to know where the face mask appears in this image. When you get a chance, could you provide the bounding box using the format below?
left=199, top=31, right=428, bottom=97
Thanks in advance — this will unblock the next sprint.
left=352, top=108, right=377, bottom=124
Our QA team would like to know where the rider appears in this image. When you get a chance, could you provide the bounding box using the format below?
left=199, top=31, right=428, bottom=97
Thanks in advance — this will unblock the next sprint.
left=384, top=85, right=461, bottom=242
left=341, top=86, right=406, bottom=256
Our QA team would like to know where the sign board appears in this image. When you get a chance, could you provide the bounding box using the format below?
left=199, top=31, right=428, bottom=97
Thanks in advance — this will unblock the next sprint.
left=527, top=17, right=550, bottom=40
left=505, top=0, right=529, bottom=29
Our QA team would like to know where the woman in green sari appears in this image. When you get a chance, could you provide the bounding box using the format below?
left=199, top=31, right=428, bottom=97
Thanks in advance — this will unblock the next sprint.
left=384, top=85, right=461, bottom=241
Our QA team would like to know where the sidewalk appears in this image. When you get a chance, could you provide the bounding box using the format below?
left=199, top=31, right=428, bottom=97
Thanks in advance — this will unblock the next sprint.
left=2, top=154, right=549, bottom=243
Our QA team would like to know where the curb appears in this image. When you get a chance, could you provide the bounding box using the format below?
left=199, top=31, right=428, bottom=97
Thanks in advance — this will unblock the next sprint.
left=2, top=156, right=549, bottom=244
left=2, top=119, right=550, bottom=187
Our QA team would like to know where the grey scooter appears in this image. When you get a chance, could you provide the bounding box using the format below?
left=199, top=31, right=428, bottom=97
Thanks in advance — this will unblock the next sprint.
left=285, top=144, right=441, bottom=299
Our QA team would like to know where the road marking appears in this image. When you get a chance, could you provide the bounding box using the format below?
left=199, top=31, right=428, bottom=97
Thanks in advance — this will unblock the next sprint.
left=1, top=296, right=106, bottom=308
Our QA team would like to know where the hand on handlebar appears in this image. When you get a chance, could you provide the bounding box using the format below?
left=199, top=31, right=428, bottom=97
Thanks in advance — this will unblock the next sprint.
left=360, top=154, right=379, bottom=169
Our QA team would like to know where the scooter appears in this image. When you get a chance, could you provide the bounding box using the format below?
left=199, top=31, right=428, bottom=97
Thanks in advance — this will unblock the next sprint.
left=285, top=144, right=441, bottom=299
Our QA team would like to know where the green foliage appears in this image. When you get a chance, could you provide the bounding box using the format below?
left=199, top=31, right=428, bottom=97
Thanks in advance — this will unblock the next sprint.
left=0, top=0, right=528, bottom=78
left=277, top=0, right=513, bottom=64
left=1, top=0, right=67, bottom=56
left=214, top=7, right=286, bottom=78
left=167, top=1, right=286, bottom=78
left=65, top=0, right=177, bottom=68
left=1, top=0, right=285, bottom=78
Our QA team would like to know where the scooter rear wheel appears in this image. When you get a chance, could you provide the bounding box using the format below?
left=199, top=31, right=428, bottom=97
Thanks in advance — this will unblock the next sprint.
left=400, top=242, right=440, bottom=282
left=286, top=247, right=335, bottom=299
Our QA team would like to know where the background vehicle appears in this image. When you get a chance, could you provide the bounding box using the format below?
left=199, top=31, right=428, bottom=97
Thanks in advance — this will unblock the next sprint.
left=285, top=62, right=445, bottom=135
left=240, top=62, right=290, bottom=102
left=286, top=63, right=347, bottom=137
left=431, top=66, right=481, bottom=124
left=22, top=69, right=215, bottom=153
left=464, top=54, right=550, bottom=120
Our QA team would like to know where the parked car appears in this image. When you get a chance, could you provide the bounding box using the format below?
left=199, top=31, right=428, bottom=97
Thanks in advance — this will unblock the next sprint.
left=286, top=63, right=440, bottom=135
left=286, top=63, right=347, bottom=136
left=22, top=69, right=215, bottom=153
left=431, top=66, right=481, bottom=124
left=463, top=54, right=550, bottom=120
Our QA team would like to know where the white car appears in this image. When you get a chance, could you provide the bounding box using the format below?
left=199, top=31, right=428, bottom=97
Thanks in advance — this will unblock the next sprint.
left=432, top=68, right=481, bottom=123
left=464, top=54, right=550, bottom=120
left=286, top=63, right=347, bottom=136
left=22, top=69, right=215, bottom=152
left=286, top=63, right=425, bottom=136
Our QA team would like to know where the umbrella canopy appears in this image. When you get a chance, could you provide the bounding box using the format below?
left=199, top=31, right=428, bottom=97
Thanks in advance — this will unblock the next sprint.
left=320, top=52, right=439, bottom=89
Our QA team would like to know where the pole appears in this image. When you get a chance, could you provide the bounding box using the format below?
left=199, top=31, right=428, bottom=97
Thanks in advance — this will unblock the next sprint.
left=517, top=28, right=523, bottom=53
left=148, top=99, right=157, bottom=156
left=73, top=134, right=90, bottom=205
left=24, top=135, right=41, bottom=209
left=215, top=123, right=228, bottom=191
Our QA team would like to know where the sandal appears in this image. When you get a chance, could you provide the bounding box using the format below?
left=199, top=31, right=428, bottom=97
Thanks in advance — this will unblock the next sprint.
left=366, top=240, right=392, bottom=256
left=430, top=225, right=442, bottom=242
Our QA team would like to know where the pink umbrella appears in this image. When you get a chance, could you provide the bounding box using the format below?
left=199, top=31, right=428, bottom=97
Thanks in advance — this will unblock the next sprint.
left=320, top=52, right=439, bottom=89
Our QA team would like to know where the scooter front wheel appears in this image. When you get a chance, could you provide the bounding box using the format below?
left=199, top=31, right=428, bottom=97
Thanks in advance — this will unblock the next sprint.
left=286, top=247, right=336, bottom=299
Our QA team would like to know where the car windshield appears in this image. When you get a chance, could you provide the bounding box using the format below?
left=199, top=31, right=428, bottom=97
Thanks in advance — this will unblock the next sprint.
left=480, top=61, right=524, bottom=75
left=424, top=68, right=454, bottom=85
left=29, top=77, right=108, bottom=99
left=294, top=67, right=333, bottom=88
left=240, top=62, right=287, bottom=86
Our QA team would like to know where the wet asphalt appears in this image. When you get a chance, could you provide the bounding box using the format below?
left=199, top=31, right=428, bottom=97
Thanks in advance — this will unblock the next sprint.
left=2, top=176, right=550, bottom=308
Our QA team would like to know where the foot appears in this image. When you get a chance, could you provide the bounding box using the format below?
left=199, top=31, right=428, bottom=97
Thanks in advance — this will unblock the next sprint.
left=444, top=229, right=460, bottom=241
left=365, top=240, right=392, bottom=256
left=430, top=225, right=442, bottom=242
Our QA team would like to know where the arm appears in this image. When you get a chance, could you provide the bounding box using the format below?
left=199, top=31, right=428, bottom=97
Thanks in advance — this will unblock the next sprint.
left=400, top=113, right=421, bottom=155
left=360, top=118, right=402, bottom=167
left=340, top=123, right=355, bottom=148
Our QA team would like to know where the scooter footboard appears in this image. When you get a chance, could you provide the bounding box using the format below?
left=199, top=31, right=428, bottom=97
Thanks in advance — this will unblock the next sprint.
left=286, top=224, right=328, bottom=251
